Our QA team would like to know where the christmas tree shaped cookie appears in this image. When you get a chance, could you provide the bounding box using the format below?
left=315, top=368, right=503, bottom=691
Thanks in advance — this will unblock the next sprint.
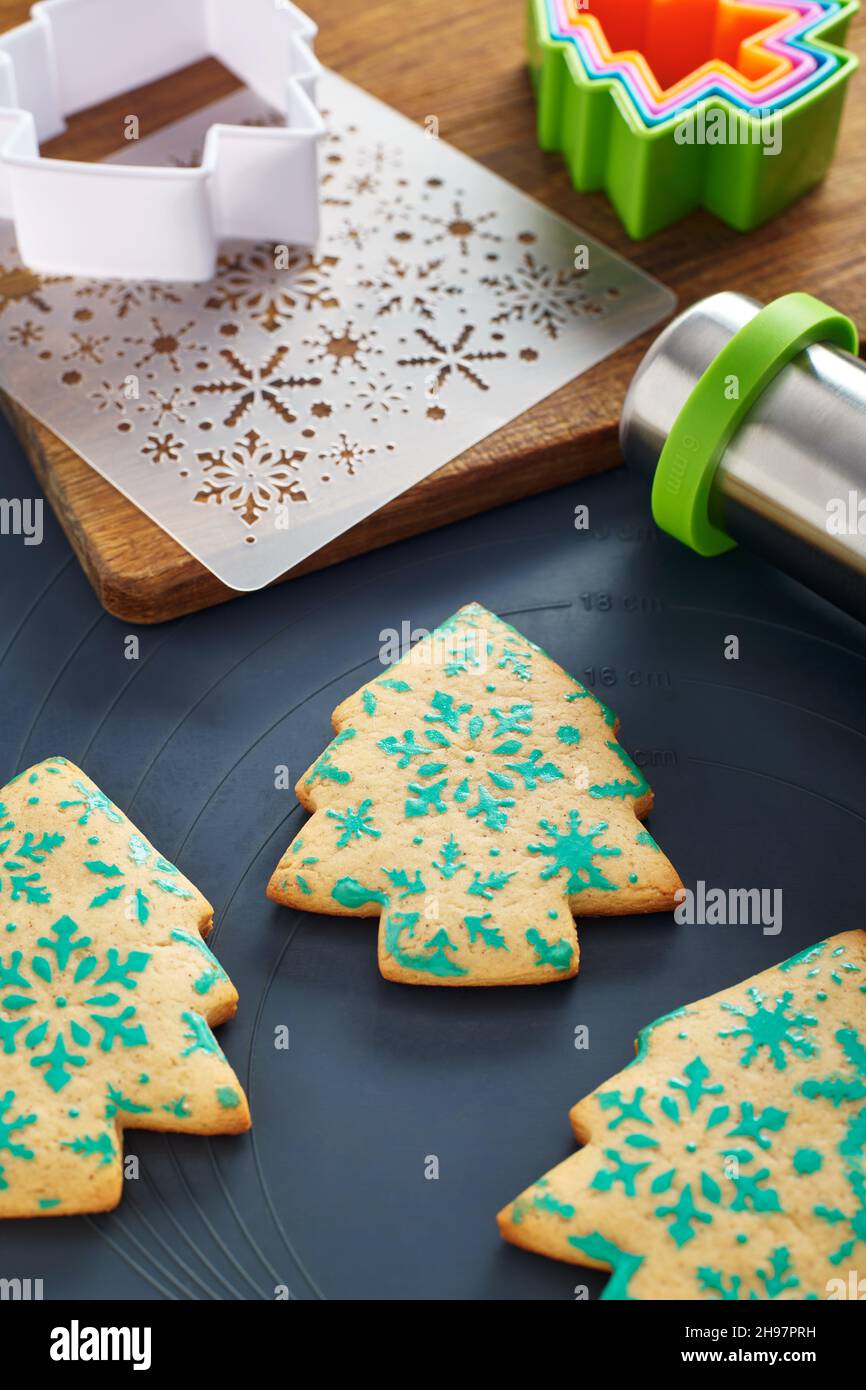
left=0, top=757, right=250, bottom=1218
left=267, top=602, right=681, bottom=985
left=499, top=931, right=866, bottom=1299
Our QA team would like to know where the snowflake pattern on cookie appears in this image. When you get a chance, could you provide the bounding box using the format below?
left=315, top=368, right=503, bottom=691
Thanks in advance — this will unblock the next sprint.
left=499, top=931, right=866, bottom=1299
left=267, top=603, right=682, bottom=986
left=0, top=758, right=249, bottom=1218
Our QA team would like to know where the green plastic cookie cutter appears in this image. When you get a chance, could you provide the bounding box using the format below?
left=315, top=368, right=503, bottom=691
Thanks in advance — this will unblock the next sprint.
left=651, top=292, right=860, bottom=557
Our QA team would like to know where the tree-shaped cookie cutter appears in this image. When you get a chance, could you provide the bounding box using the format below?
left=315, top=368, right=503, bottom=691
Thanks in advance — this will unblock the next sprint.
left=0, top=0, right=324, bottom=280
left=529, top=0, right=859, bottom=237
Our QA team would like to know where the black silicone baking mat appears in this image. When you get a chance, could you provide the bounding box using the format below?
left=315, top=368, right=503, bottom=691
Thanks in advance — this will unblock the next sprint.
left=1, top=407, right=864, bottom=1302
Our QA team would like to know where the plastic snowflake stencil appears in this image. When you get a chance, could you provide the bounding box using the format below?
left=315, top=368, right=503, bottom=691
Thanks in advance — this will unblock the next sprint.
left=0, top=74, right=673, bottom=590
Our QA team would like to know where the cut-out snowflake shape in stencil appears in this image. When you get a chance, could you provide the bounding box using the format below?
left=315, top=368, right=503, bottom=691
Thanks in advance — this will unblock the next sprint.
left=88, top=378, right=132, bottom=423
left=195, top=428, right=308, bottom=528
left=121, top=317, right=206, bottom=374
left=346, top=170, right=380, bottom=198
left=63, top=332, right=111, bottom=365
left=76, top=279, right=182, bottom=321
left=192, top=346, right=321, bottom=428
left=0, top=74, right=675, bottom=591
left=398, top=325, right=507, bottom=394
left=318, top=432, right=377, bottom=479
left=499, top=931, right=866, bottom=1300
left=357, top=256, right=462, bottom=321
left=354, top=371, right=411, bottom=423
left=141, top=433, right=186, bottom=465
left=136, top=384, right=198, bottom=429
left=304, top=319, right=382, bottom=376
left=422, top=198, right=502, bottom=256
left=482, top=253, right=605, bottom=341
left=0, top=261, right=69, bottom=319
left=349, top=139, right=404, bottom=185
left=334, top=219, right=376, bottom=253
left=0, top=757, right=248, bottom=1217
left=203, top=246, right=341, bottom=332
left=8, top=320, right=44, bottom=349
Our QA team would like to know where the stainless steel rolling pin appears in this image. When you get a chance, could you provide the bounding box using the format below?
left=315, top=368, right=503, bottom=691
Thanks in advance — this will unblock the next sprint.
left=620, top=291, right=866, bottom=622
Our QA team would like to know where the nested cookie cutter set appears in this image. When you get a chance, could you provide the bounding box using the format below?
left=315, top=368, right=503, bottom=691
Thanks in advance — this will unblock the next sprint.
left=0, top=0, right=323, bottom=280
left=530, top=0, right=860, bottom=236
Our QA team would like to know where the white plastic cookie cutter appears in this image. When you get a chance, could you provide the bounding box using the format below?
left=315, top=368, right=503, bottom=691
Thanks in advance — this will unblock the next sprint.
left=0, top=0, right=324, bottom=281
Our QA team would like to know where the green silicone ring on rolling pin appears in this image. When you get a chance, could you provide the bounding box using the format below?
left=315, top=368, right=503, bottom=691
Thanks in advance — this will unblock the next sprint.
left=651, top=292, right=860, bottom=557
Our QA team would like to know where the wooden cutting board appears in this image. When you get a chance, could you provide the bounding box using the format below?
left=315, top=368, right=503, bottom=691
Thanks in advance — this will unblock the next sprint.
left=1, top=0, right=864, bottom=623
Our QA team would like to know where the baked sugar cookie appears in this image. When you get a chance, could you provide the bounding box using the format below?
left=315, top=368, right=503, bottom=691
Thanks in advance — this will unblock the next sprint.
left=498, top=931, right=866, bottom=1299
left=0, top=757, right=250, bottom=1218
left=268, top=602, right=681, bottom=985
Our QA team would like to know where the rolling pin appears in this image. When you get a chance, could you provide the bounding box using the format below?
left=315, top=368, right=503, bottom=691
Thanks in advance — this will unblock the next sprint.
left=620, top=292, right=866, bottom=622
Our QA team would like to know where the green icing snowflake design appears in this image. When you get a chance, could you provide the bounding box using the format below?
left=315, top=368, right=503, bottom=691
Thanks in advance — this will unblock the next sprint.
left=0, top=914, right=150, bottom=1092
left=0, top=759, right=247, bottom=1214
left=181, top=1010, right=225, bottom=1060
left=383, top=868, right=426, bottom=900
left=567, top=1233, right=644, bottom=1301
left=697, top=1246, right=802, bottom=1301
left=380, top=906, right=514, bottom=972
left=497, top=646, right=533, bottom=681
left=61, top=1132, right=116, bottom=1167
left=383, top=913, right=468, bottom=979
left=506, top=935, right=866, bottom=1298
left=800, top=1026, right=866, bottom=1108
left=0, top=1089, right=36, bottom=1189
left=372, top=690, right=572, bottom=834
left=0, top=808, right=64, bottom=908
left=81, top=846, right=193, bottom=912
left=586, top=1055, right=788, bottom=1252
left=58, top=781, right=123, bottom=828
left=525, top=927, right=573, bottom=972
left=588, top=742, right=650, bottom=802
left=718, top=988, right=818, bottom=1070
left=780, top=939, right=864, bottom=996
left=431, top=835, right=466, bottom=879
left=527, top=811, right=621, bottom=895
left=467, top=869, right=515, bottom=899
left=815, top=1164, right=866, bottom=1267
left=278, top=604, right=679, bottom=983
left=327, top=799, right=381, bottom=847
left=170, top=929, right=228, bottom=996
left=305, top=728, right=357, bottom=788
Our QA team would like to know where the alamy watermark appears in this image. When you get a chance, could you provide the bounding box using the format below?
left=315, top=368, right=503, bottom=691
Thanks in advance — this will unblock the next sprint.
left=675, top=107, right=782, bottom=157
left=675, top=881, right=782, bottom=936
left=0, top=1276, right=43, bottom=1299
left=379, top=621, right=491, bottom=673
left=827, top=1269, right=866, bottom=1300
left=0, top=498, right=43, bottom=546
left=50, top=1321, right=151, bottom=1371
left=826, top=490, right=865, bottom=536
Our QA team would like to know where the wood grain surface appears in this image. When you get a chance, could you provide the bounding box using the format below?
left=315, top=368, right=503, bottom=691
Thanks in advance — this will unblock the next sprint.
left=0, top=0, right=863, bottom=622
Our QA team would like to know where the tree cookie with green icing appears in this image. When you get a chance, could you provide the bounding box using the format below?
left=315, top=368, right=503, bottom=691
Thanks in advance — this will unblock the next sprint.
left=0, top=757, right=250, bottom=1219
left=267, top=602, right=681, bottom=985
left=498, top=930, right=866, bottom=1298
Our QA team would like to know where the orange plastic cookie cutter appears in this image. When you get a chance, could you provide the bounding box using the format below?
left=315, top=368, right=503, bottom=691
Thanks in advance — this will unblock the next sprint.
left=562, top=0, right=798, bottom=99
